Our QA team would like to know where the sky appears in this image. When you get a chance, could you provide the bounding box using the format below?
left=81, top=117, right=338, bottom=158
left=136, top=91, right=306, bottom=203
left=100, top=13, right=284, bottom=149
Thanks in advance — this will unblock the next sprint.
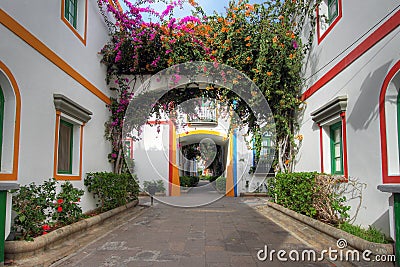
left=121, top=0, right=266, bottom=19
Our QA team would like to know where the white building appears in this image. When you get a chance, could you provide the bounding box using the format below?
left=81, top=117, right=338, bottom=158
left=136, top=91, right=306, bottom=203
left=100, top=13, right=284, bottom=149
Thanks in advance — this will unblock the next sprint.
left=0, top=0, right=114, bottom=238
left=296, top=0, right=400, bottom=237
left=132, top=88, right=271, bottom=198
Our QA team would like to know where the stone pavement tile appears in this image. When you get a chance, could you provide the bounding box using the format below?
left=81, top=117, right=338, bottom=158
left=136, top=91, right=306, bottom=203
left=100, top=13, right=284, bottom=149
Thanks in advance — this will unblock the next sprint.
left=168, top=241, right=186, bottom=252
left=205, top=245, right=225, bottom=252
left=231, top=255, right=258, bottom=265
left=205, top=251, right=232, bottom=263
left=178, top=256, right=205, bottom=267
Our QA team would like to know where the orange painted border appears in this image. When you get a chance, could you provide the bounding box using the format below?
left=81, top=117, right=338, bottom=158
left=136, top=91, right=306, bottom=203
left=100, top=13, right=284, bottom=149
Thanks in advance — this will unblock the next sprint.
left=379, top=60, right=400, bottom=183
left=226, top=131, right=234, bottom=197
left=168, top=120, right=180, bottom=196
left=340, top=112, right=348, bottom=179
left=53, top=112, right=84, bottom=181
left=316, top=0, right=343, bottom=44
left=0, top=61, right=21, bottom=181
left=302, top=9, right=400, bottom=101
left=61, top=0, right=88, bottom=45
left=0, top=9, right=111, bottom=105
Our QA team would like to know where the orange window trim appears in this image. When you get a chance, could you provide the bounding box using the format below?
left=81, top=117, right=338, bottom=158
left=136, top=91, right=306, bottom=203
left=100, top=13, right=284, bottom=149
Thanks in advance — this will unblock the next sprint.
left=61, top=0, right=88, bottom=45
left=0, top=61, right=21, bottom=181
left=53, top=112, right=84, bottom=181
left=0, top=9, right=111, bottom=105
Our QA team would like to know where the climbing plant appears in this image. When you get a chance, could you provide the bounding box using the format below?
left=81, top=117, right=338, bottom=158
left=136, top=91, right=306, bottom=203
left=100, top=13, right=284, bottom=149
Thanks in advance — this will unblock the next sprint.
left=98, top=0, right=320, bottom=173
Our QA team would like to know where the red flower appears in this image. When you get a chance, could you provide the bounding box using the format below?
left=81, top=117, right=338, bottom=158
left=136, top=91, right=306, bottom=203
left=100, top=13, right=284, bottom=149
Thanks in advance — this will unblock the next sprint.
left=57, top=206, right=63, bottom=213
left=42, top=232, right=48, bottom=235
left=57, top=199, right=63, bottom=204
left=42, top=224, right=50, bottom=231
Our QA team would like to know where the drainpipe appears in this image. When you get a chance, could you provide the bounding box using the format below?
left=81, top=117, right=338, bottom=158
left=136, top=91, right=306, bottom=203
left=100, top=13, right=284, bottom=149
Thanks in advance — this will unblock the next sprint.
left=377, top=185, right=400, bottom=266
left=0, top=183, right=19, bottom=265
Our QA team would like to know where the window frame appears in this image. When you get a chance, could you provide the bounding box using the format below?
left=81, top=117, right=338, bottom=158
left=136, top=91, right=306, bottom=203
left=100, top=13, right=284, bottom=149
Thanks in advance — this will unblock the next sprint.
left=397, top=90, right=400, bottom=169
left=330, top=121, right=344, bottom=175
left=64, top=0, right=78, bottom=29
left=327, top=0, right=338, bottom=24
left=316, top=0, right=343, bottom=44
left=61, top=0, right=88, bottom=45
left=0, top=86, right=4, bottom=166
left=57, top=119, right=74, bottom=174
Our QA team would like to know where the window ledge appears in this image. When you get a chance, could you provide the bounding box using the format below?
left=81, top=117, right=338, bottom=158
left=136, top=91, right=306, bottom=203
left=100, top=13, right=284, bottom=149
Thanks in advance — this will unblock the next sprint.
left=311, top=95, right=347, bottom=124
left=54, top=94, right=92, bottom=123
left=377, top=184, right=400, bottom=194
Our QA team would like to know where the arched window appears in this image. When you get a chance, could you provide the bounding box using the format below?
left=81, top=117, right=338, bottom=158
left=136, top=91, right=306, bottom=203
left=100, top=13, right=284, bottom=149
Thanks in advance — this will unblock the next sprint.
left=0, top=87, right=4, bottom=166
left=0, top=61, right=21, bottom=180
left=379, top=61, right=400, bottom=183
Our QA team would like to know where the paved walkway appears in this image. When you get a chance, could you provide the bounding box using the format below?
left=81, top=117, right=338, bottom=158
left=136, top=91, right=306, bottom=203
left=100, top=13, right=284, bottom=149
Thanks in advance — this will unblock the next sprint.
left=52, top=195, right=333, bottom=267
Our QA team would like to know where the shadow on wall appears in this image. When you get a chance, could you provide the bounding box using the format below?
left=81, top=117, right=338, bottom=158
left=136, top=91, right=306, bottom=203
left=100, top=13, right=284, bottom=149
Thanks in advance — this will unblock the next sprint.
left=347, top=62, right=393, bottom=132
left=372, top=209, right=391, bottom=238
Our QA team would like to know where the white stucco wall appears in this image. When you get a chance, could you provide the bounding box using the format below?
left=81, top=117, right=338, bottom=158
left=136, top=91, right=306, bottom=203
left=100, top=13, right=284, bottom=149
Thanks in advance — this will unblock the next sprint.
left=297, top=6, right=400, bottom=236
left=133, top=123, right=170, bottom=194
left=0, top=0, right=113, bottom=216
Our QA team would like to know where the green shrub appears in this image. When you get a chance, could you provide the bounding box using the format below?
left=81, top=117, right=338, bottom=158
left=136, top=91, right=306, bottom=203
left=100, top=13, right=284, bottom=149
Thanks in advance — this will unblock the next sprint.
left=52, top=182, right=84, bottom=226
left=215, top=176, right=226, bottom=192
left=12, top=179, right=56, bottom=240
left=143, top=179, right=166, bottom=192
left=200, top=175, right=213, bottom=181
left=268, top=172, right=351, bottom=225
left=339, top=222, right=391, bottom=244
left=179, top=176, right=199, bottom=187
left=268, top=172, right=317, bottom=218
left=85, top=172, right=139, bottom=212
left=12, top=178, right=84, bottom=240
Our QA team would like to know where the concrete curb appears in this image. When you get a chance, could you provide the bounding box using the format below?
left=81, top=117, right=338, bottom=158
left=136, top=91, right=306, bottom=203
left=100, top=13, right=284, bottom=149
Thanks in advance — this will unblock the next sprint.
left=266, top=202, right=394, bottom=255
left=4, top=200, right=138, bottom=259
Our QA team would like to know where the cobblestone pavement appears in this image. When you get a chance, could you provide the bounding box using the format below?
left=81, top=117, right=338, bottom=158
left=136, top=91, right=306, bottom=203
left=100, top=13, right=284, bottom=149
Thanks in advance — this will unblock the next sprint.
left=51, top=194, right=335, bottom=266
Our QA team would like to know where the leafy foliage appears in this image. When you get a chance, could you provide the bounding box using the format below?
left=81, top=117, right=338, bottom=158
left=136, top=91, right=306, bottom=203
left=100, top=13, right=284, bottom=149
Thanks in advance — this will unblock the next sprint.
left=97, top=0, right=320, bottom=173
left=143, top=179, right=166, bottom=192
left=52, top=182, right=84, bottom=226
left=12, top=179, right=84, bottom=240
left=268, top=172, right=317, bottom=217
left=84, top=172, right=139, bottom=212
left=339, top=222, right=391, bottom=244
left=179, top=176, right=200, bottom=187
left=215, top=176, right=226, bottom=192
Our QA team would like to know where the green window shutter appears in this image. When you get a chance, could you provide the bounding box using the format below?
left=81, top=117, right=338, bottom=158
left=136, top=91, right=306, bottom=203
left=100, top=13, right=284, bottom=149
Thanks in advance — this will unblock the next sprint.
left=328, top=0, right=338, bottom=23
left=330, top=121, right=343, bottom=175
left=397, top=91, right=400, bottom=167
left=58, top=119, right=73, bottom=174
left=64, top=0, right=78, bottom=29
left=64, top=0, right=69, bottom=21
left=0, top=87, right=4, bottom=166
left=72, top=0, right=77, bottom=28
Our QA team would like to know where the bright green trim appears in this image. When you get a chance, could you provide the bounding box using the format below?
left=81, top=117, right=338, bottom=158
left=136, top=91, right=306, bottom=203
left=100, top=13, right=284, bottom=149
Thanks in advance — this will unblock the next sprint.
left=58, top=119, right=73, bottom=174
left=330, top=121, right=344, bottom=175
left=394, top=193, right=400, bottom=266
left=65, top=0, right=77, bottom=29
left=0, top=191, right=6, bottom=263
left=398, top=91, right=400, bottom=169
left=0, top=86, right=4, bottom=166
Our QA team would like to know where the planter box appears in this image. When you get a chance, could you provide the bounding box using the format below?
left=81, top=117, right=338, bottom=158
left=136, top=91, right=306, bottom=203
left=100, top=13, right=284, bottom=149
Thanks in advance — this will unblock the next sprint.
left=266, top=201, right=394, bottom=255
left=5, top=200, right=139, bottom=262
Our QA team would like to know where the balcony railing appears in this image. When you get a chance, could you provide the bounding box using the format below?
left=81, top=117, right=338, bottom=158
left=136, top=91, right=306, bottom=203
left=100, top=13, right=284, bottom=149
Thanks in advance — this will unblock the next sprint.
left=187, top=107, right=217, bottom=125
